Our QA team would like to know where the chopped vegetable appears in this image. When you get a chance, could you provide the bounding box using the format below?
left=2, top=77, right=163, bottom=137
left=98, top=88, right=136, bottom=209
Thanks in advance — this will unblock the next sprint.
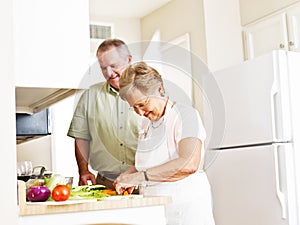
left=70, top=184, right=118, bottom=200
left=102, top=189, right=117, bottom=195
left=71, top=184, right=106, bottom=192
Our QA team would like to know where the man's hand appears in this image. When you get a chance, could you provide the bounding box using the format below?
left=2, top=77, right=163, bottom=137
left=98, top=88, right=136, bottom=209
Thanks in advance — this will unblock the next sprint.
left=78, top=171, right=96, bottom=186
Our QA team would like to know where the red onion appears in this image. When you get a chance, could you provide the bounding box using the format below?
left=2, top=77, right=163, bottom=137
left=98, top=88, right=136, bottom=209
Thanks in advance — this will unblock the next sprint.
left=26, top=186, right=51, bottom=202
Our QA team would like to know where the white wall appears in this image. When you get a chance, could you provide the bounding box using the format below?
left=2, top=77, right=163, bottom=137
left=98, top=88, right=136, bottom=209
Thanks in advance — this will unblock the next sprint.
left=141, top=0, right=244, bottom=72
left=89, top=0, right=141, bottom=44
left=89, top=16, right=141, bottom=44
left=140, top=0, right=208, bottom=118
left=17, top=136, right=52, bottom=171
left=203, top=0, right=244, bottom=71
left=140, top=0, right=244, bottom=120
left=141, top=0, right=207, bottom=63
left=50, top=96, right=80, bottom=185
left=0, top=0, right=19, bottom=223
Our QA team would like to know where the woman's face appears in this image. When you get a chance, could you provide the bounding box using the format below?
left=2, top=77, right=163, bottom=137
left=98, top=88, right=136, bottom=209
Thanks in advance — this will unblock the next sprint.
left=126, top=89, right=165, bottom=121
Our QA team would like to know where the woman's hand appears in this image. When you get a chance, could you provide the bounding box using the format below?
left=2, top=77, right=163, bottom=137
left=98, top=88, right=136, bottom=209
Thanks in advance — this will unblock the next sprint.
left=115, top=185, right=135, bottom=195
left=114, top=171, right=143, bottom=194
left=114, top=173, right=134, bottom=195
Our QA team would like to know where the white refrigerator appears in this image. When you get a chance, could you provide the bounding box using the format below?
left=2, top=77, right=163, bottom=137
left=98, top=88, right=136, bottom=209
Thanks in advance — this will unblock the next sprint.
left=203, top=50, right=300, bottom=225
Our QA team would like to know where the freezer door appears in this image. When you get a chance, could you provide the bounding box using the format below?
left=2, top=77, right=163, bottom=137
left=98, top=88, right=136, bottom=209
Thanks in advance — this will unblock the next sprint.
left=204, top=50, right=293, bottom=149
left=206, top=144, right=298, bottom=225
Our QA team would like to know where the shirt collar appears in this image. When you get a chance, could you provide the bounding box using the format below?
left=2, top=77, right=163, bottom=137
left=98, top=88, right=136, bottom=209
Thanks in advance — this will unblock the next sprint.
left=106, top=82, right=119, bottom=96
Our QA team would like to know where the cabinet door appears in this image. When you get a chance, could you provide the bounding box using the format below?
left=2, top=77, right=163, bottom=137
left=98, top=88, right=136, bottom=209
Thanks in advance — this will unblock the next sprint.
left=243, top=13, right=289, bottom=59
left=14, top=0, right=90, bottom=89
left=287, top=5, right=300, bottom=52
left=240, top=0, right=300, bottom=25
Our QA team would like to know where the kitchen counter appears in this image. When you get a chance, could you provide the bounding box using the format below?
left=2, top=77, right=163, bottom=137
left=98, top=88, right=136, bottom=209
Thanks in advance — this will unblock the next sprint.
left=18, top=181, right=172, bottom=225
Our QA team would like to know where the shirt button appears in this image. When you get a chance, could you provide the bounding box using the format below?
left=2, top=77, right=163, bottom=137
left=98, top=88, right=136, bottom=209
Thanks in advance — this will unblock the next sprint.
left=120, top=143, right=123, bottom=146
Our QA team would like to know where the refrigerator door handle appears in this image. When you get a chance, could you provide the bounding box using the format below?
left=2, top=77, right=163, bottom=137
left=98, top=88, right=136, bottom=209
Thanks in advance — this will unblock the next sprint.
left=270, top=71, right=278, bottom=141
left=274, top=146, right=287, bottom=219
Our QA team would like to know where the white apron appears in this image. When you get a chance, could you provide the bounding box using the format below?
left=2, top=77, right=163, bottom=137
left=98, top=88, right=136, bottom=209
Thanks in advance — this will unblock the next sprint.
left=135, top=103, right=215, bottom=225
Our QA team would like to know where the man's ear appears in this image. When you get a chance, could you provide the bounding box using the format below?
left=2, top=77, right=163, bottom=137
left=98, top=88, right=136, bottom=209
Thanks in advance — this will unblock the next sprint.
left=128, top=55, right=132, bottom=63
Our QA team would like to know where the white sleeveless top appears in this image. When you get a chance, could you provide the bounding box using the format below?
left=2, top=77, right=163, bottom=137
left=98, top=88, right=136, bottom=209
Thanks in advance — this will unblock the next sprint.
left=135, top=100, right=206, bottom=174
left=134, top=100, right=215, bottom=225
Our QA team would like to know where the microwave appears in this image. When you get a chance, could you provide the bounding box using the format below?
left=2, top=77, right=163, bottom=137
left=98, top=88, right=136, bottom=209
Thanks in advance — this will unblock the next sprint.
left=16, top=109, right=51, bottom=143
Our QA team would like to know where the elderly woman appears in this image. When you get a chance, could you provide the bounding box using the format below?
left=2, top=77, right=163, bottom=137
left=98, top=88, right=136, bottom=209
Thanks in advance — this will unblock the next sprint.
left=114, top=62, right=215, bottom=225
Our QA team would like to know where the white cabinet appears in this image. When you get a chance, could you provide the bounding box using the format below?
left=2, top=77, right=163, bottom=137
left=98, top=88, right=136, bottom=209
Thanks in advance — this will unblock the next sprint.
left=243, top=4, right=300, bottom=59
left=287, top=6, right=300, bottom=51
left=14, top=0, right=90, bottom=113
left=19, top=206, right=167, bottom=225
left=239, top=0, right=300, bottom=25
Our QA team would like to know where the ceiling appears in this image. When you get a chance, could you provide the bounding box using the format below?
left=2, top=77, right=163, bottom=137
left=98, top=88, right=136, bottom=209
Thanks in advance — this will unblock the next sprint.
left=89, top=0, right=172, bottom=18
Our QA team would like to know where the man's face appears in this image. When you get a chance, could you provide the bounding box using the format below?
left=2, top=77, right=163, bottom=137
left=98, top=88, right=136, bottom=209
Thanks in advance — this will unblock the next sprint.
left=97, top=47, right=130, bottom=91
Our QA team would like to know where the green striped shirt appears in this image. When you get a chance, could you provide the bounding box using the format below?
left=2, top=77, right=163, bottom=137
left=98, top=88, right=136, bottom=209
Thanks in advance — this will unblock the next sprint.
left=68, top=82, right=142, bottom=174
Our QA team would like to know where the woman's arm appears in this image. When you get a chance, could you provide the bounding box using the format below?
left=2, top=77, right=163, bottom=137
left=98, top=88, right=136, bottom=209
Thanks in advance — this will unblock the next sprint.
left=114, top=137, right=202, bottom=193
left=146, top=137, right=202, bottom=182
left=121, top=164, right=138, bottom=174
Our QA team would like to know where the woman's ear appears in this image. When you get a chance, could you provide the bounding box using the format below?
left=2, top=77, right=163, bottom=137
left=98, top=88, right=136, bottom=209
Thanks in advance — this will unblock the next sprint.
left=158, top=86, right=165, bottom=96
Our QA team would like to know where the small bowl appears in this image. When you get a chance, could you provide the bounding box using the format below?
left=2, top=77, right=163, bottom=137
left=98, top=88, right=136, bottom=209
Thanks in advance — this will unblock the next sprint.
left=64, top=177, right=73, bottom=189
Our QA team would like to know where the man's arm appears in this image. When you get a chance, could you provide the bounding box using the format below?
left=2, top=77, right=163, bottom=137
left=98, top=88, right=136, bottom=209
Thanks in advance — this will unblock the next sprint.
left=75, top=138, right=97, bottom=185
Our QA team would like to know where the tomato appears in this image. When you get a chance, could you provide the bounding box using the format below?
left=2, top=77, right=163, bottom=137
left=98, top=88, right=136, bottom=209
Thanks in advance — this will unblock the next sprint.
left=51, top=185, right=70, bottom=201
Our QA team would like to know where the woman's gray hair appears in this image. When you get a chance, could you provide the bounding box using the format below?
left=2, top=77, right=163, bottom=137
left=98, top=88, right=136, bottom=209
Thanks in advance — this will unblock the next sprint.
left=119, top=62, right=165, bottom=100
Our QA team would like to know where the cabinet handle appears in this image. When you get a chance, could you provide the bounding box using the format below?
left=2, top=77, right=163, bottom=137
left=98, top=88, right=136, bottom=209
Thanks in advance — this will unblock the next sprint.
left=279, top=43, right=285, bottom=49
left=289, top=41, right=294, bottom=46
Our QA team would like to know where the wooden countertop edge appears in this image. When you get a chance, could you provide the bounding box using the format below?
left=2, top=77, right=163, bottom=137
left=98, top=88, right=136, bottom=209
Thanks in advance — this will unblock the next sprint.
left=18, top=181, right=172, bottom=216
